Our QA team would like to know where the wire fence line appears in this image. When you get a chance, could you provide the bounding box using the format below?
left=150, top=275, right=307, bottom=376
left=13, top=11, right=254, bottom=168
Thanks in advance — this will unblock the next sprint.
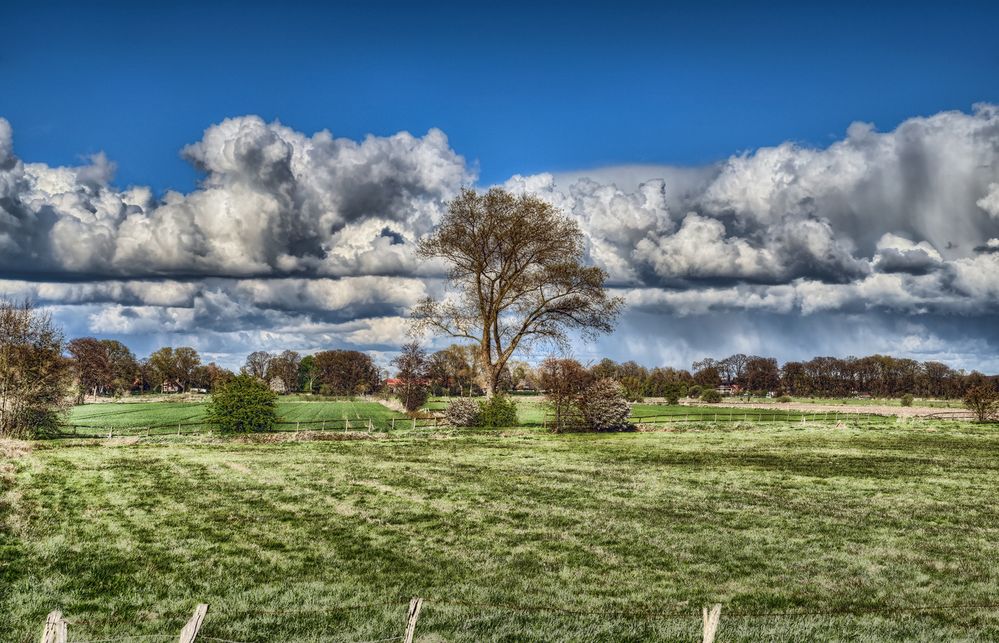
left=38, top=597, right=999, bottom=643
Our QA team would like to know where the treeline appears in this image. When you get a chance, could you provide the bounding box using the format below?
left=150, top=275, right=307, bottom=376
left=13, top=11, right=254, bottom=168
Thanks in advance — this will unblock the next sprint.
left=63, top=336, right=999, bottom=402
left=582, top=354, right=997, bottom=400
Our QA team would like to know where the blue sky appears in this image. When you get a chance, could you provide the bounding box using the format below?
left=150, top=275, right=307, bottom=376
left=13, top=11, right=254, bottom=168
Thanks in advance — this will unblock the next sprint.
left=3, top=1, right=999, bottom=372
left=5, top=1, right=997, bottom=190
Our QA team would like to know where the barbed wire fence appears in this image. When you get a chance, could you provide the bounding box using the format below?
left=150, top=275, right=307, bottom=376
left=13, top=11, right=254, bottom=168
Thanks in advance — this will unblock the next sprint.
left=35, top=596, right=999, bottom=643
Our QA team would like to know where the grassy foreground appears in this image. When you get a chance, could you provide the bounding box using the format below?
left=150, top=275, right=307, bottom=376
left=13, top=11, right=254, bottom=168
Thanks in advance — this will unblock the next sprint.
left=3, top=421, right=999, bottom=641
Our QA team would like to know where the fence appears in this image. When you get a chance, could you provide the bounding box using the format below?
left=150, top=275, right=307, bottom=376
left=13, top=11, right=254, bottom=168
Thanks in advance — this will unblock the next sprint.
left=624, top=410, right=891, bottom=425
left=37, top=598, right=724, bottom=643
left=35, top=597, right=999, bottom=643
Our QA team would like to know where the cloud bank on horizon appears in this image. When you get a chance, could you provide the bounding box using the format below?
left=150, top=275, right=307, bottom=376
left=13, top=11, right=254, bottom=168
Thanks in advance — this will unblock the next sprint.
left=2, top=105, right=999, bottom=371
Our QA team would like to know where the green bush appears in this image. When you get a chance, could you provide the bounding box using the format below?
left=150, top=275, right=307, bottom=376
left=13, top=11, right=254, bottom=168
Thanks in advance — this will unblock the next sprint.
left=900, top=394, right=914, bottom=407
left=478, top=395, right=518, bottom=427
left=663, top=382, right=682, bottom=406
left=700, top=389, right=722, bottom=404
left=206, top=374, right=278, bottom=433
left=687, top=385, right=702, bottom=399
left=777, top=395, right=793, bottom=403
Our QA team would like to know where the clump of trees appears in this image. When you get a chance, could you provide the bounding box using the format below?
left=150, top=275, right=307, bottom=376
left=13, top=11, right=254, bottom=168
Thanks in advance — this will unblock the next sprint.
left=537, top=357, right=631, bottom=433
left=414, top=187, right=621, bottom=396
left=145, top=346, right=202, bottom=392
left=313, top=350, right=381, bottom=396
left=205, top=374, right=277, bottom=433
left=67, top=337, right=138, bottom=400
left=0, top=300, right=72, bottom=438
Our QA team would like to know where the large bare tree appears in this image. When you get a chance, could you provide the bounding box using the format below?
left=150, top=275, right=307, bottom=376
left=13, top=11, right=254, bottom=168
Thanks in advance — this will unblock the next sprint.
left=414, top=188, right=622, bottom=395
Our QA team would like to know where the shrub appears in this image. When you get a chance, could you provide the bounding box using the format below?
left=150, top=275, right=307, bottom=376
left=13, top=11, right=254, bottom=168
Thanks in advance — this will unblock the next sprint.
left=445, top=398, right=481, bottom=427
left=687, top=385, right=702, bottom=399
left=776, top=395, right=793, bottom=403
left=900, top=393, right=914, bottom=407
left=206, top=374, right=278, bottom=433
left=700, top=389, right=722, bottom=403
left=663, top=382, right=682, bottom=406
left=964, top=385, right=999, bottom=422
left=578, top=378, right=631, bottom=431
left=478, top=395, right=518, bottom=427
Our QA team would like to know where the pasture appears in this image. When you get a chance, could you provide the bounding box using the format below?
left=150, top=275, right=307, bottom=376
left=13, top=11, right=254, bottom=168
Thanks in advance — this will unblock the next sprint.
left=64, top=399, right=407, bottom=436
left=3, top=414, right=998, bottom=641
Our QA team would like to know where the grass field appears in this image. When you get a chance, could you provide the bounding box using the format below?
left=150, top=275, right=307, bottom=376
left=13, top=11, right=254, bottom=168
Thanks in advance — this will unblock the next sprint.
left=64, top=399, right=407, bottom=435
left=3, top=419, right=999, bottom=641
left=727, top=396, right=965, bottom=408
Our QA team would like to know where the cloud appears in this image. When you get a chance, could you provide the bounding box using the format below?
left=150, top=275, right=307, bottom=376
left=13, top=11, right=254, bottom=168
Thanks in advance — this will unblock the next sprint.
left=0, top=116, right=471, bottom=278
left=5, top=105, right=999, bottom=371
left=873, top=233, right=943, bottom=274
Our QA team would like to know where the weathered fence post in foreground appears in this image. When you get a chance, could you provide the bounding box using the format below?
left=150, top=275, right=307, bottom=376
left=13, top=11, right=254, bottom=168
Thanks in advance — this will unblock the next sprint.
left=702, top=603, right=721, bottom=643
left=179, top=603, right=209, bottom=643
left=40, top=610, right=67, bottom=643
left=403, top=597, right=424, bottom=643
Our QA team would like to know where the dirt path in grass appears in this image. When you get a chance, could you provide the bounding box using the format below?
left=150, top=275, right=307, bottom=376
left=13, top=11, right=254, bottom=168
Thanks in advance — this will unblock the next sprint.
left=690, top=400, right=973, bottom=419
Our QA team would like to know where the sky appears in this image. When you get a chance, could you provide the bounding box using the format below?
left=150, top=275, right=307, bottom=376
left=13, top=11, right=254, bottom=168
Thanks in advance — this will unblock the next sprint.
left=2, top=0, right=999, bottom=372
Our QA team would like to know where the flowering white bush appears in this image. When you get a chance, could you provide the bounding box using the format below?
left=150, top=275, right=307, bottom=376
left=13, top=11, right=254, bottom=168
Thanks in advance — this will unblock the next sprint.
left=579, top=378, right=631, bottom=431
left=445, top=398, right=481, bottom=427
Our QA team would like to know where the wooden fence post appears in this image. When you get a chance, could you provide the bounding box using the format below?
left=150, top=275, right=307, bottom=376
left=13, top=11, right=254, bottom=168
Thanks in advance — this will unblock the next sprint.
left=392, top=417, right=396, bottom=430
left=702, top=603, right=721, bottom=643
left=403, top=597, right=424, bottom=643
left=368, top=418, right=373, bottom=432
left=179, top=603, right=209, bottom=643
left=40, top=610, right=67, bottom=643
left=412, top=418, right=416, bottom=430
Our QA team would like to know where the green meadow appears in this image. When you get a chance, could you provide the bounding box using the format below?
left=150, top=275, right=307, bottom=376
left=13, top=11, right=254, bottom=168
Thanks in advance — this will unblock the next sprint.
left=3, top=413, right=998, bottom=641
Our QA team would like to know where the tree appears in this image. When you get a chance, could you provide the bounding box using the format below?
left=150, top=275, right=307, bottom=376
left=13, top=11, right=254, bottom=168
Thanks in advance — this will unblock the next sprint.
left=964, top=385, right=999, bottom=422
left=0, top=300, right=71, bottom=437
left=298, top=354, right=318, bottom=394
left=67, top=338, right=138, bottom=400
left=206, top=374, right=278, bottom=433
left=536, top=357, right=593, bottom=432
left=147, top=347, right=176, bottom=392
left=104, top=340, right=139, bottom=394
left=244, top=351, right=272, bottom=380
left=414, top=188, right=622, bottom=395
left=744, top=356, right=780, bottom=393
left=313, top=350, right=381, bottom=396
left=67, top=337, right=111, bottom=400
left=391, top=342, right=431, bottom=412
left=267, top=350, right=301, bottom=393
left=192, top=363, right=233, bottom=391
left=173, top=347, right=201, bottom=391
left=692, top=360, right=722, bottom=388
left=428, top=344, right=478, bottom=396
